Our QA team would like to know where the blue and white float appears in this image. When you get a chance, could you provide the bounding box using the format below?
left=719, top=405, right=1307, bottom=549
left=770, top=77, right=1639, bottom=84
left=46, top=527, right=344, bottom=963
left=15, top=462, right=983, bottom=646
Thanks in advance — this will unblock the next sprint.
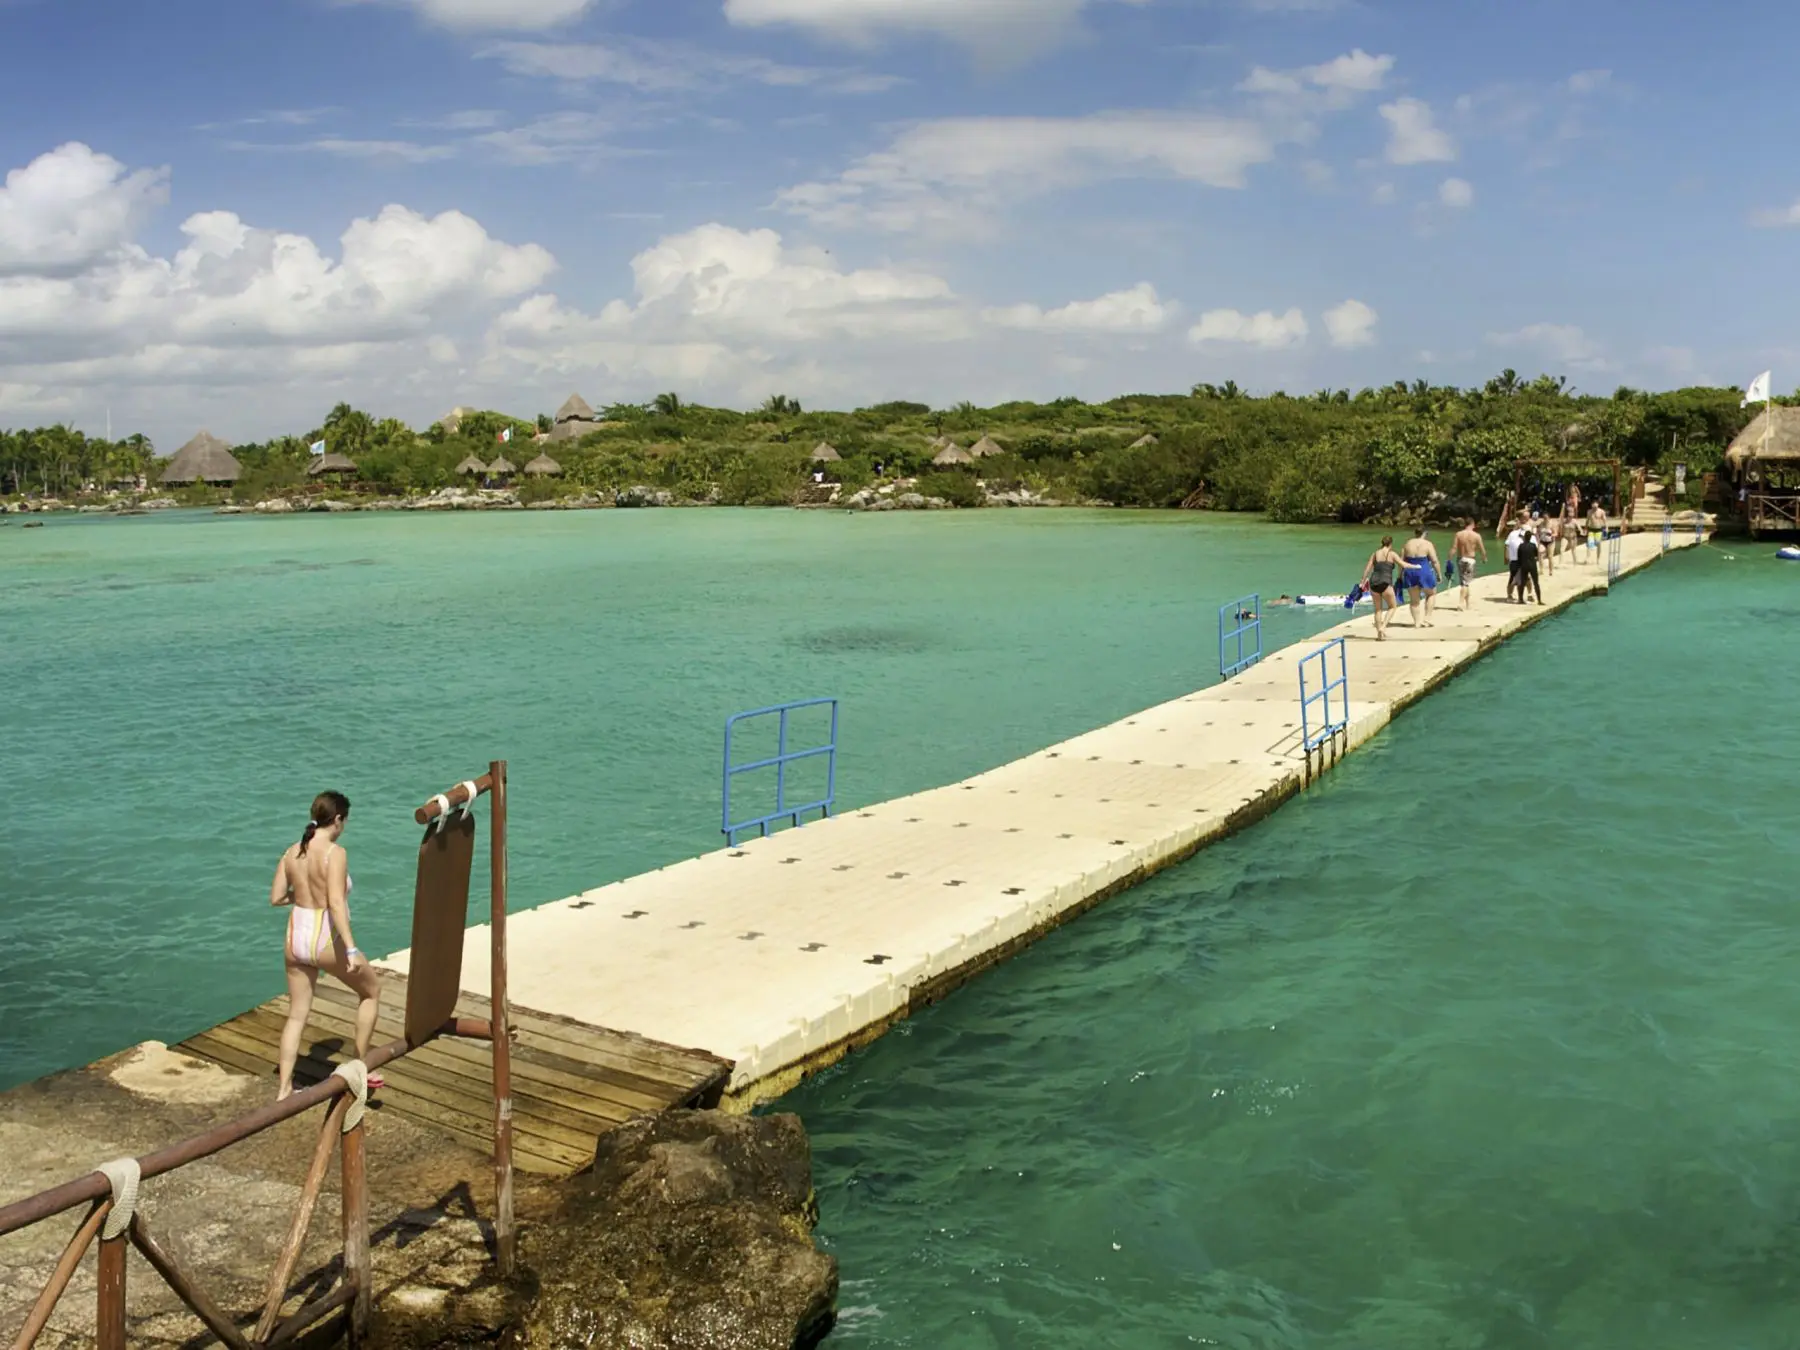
left=1777, top=546, right=1800, bottom=561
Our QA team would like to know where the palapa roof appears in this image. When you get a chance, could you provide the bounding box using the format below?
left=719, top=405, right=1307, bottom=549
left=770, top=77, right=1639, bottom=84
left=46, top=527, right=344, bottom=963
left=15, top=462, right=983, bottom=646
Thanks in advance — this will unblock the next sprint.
left=969, top=435, right=1004, bottom=458
left=1727, top=405, right=1800, bottom=466
left=932, top=444, right=975, bottom=466
left=809, top=442, right=842, bottom=462
left=555, top=393, right=597, bottom=424
left=523, top=452, right=563, bottom=477
left=929, top=435, right=955, bottom=451
left=160, top=431, right=242, bottom=485
left=487, top=455, right=517, bottom=475
left=306, top=452, right=358, bottom=477
left=1129, top=433, right=1159, bottom=449
left=455, top=454, right=488, bottom=475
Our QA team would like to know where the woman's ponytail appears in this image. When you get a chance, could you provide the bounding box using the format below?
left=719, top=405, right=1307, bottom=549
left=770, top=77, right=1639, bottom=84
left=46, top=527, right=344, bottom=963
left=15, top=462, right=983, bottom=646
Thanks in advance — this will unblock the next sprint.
left=298, top=791, right=351, bottom=856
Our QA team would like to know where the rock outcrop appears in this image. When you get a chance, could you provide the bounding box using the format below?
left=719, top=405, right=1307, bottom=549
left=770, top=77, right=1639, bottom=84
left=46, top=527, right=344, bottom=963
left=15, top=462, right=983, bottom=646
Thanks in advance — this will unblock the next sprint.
left=511, top=1110, right=836, bottom=1350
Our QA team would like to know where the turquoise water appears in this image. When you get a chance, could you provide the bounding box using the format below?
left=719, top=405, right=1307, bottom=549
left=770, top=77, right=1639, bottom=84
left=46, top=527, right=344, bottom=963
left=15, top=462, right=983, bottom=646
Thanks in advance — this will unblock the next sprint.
left=0, top=507, right=1355, bottom=1089
left=789, top=542, right=1800, bottom=1348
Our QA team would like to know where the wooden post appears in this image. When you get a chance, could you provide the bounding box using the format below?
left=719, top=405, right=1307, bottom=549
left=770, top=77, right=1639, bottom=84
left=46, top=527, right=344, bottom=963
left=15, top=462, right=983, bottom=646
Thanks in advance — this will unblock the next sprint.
left=340, top=1120, right=371, bottom=1345
left=95, top=1231, right=126, bottom=1350
left=11, top=1202, right=109, bottom=1350
left=490, top=758, right=515, bottom=1277
left=255, top=1096, right=350, bottom=1342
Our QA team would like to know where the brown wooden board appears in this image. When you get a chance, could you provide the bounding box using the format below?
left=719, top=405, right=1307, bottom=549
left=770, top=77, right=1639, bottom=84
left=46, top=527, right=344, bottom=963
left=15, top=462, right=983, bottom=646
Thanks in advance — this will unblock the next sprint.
left=405, top=812, right=476, bottom=1047
left=175, top=971, right=732, bottom=1179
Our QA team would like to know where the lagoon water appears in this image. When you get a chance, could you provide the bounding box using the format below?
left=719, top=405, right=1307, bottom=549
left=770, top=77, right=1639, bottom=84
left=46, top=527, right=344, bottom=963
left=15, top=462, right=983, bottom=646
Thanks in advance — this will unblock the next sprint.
left=5, top=508, right=1787, bottom=1346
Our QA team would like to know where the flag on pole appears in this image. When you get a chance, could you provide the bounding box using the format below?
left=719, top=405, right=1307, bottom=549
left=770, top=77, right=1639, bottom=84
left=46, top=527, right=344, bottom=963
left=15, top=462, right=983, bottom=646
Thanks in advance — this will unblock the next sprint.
left=1743, top=370, right=1771, bottom=408
left=309, top=439, right=326, bottom=456
left=497, top=427, right=513, bottom=443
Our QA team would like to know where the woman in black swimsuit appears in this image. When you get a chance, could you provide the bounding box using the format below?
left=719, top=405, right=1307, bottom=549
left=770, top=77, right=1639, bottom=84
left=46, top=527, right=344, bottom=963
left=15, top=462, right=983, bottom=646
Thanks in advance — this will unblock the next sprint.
left=1361, top=535, right=1404, bottom=640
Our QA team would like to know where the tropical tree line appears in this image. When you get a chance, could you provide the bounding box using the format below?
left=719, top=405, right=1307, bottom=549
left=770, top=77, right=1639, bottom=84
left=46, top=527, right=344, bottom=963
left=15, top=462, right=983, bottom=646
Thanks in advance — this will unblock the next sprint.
left=2, top=375, right=1760, bottom=519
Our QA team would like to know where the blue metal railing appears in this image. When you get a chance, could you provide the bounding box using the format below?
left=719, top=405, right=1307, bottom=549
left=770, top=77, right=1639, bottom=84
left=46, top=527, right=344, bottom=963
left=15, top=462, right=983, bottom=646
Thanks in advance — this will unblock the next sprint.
left=723, top=698, right=838, bottom=844
left=1662, top=521, right=1673, bottom=553
left=1606, top=528, right=1622, bottom=581
left=1298, top=637, right=1350, bottom=752
left=1695, top=513, right=1706, bottom=541
left=1219, top=594, right=1262, bottom=679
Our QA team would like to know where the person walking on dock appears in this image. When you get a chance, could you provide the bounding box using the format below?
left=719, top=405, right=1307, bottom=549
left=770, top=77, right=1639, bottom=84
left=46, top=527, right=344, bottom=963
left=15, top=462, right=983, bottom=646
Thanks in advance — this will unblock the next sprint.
left=1560, top=499, right=1584, bottom=565
left=1534, top=510, right=1558, bottom=577
left=1503, top=516, right=1527, bottom=601
left=1586, top=501, right=1607, bottom=563
left=269, top=791, right=383, bottom=1100
left=1399, top=527, right=1442, bottom=627
left=1451, top=518, right=1486, bottom=609
left=1515, top=520, right=1543, bottom=604
left=1361, top=536, right=1404, bottom=640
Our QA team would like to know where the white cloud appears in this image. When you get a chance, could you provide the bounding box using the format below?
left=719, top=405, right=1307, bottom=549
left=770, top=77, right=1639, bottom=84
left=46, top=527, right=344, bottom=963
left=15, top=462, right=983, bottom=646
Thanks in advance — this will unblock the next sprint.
left=1372, top=181, right=1396, bottom=205
left=1488, top=322, right=1610, bottom=370
left=723, top=0, right=1149, bottom=53
left=1322, top=299, right=1377, bottom=348
left=483, top=39, right=904, bottom=95
left=1566, top=69, right=1612, bottom=95
left=1380, top=98, right=1456, bottom=164
left=339, top=0, right=596, bottom=30
left=1188, top=308, right=1308, bottom=349
left=471, top=113, right=621, bottom=167
left=778, top=111, right=1277, bottom=232
left=255, top=138, right=459, bottom=164
left=983, top=283, right=1171, bottom=334
left=0, top=142, right=556, bottom=442
left=1239, top=48, right=1394, bottom=110
left=0, top=144, right=169, bottom=277
left=1751, top=200, right=1800, bottom=228
left=1438, top=176, right=1474, bottom=208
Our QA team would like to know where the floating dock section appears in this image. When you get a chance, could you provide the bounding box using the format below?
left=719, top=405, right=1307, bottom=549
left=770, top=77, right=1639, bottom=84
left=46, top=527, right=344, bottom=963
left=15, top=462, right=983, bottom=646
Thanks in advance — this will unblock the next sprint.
left=369, top=531, right=1696, bottom=1112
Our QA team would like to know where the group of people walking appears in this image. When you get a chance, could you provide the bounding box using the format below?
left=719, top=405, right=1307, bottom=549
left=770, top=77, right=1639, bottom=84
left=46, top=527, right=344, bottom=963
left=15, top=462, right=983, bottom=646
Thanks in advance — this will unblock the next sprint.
left=1357, top=491, right=1612, bottom=637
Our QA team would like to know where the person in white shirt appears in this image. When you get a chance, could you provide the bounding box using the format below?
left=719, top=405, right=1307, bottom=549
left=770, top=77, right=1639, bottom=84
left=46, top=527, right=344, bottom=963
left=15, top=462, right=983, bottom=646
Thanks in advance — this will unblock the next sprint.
left=1503, top=516, right=1527, bottom=602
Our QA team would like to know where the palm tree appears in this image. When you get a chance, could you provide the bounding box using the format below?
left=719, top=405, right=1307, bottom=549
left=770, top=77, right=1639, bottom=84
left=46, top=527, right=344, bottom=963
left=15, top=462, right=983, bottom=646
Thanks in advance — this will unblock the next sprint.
left=761, top=394, right=801, bottom=417
left=653, top=392, right=684, bottom=417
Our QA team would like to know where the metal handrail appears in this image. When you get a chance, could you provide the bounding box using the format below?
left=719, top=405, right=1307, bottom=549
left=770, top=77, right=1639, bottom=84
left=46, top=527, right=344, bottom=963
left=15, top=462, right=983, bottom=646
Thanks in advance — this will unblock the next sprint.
left=1218, top=594, right=1262, bottom=679
left=1298, top=637, right=1350, bottom=752
left=1662, top=521, right=1673, bottom=553
left=723, top=698, right=838, bottom=844
left=1607, top=528, right=1623, bottom=580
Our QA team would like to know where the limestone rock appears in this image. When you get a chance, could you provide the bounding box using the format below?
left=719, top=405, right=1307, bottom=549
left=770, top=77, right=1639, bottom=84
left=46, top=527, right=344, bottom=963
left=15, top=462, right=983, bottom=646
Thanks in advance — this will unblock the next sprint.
left=514, top=1110, right=836, bottom=1350
left=617, top=485, right=674, bottom=508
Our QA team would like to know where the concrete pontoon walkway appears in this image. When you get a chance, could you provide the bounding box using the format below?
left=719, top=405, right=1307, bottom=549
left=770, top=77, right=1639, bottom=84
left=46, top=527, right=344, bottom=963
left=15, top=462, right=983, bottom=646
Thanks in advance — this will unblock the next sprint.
left=381, top=530, right=1699, bottom=1104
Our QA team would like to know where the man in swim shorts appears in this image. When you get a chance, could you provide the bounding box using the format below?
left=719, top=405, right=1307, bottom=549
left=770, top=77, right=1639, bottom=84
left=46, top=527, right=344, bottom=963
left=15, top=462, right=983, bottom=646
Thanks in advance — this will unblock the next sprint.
left=1587, top=501, right=1607, bottom=558
left=1451, top=518, right=1486, bottom=609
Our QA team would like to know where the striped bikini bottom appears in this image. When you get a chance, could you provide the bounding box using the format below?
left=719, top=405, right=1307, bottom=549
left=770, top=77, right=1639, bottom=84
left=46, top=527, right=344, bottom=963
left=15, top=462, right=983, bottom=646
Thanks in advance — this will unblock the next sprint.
left=287, top=908, right=334, bottom=967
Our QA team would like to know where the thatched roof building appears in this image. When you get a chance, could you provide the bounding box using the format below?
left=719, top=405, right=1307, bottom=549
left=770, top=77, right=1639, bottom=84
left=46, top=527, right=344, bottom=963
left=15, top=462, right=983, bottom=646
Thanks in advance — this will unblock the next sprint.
left=1129, top=433, right=1159, bottom=449
left=969, top=435, right=1004, bottom=458
left=1726, top=406, right=1800, bottom=471
left=455, top=454, right=488, bottom=476
left=929, top=435, right=955, bottom=451
left=932, top=444, right=975, bottom=466
left=160, top=432, right=242, bottom=486
left=523, top=452, right=563, bottom=478
left=487, top=455, right=517, bottom=477
left=550, top=392, right=604, bottom=442
left=810, top=442, right=842, bottom=463
left=306, top=452, right=358, bottom=478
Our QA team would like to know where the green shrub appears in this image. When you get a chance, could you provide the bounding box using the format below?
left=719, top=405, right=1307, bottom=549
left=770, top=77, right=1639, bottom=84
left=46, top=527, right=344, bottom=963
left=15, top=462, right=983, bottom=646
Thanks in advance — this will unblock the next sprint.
left=917, top=471, right=982, bottom=507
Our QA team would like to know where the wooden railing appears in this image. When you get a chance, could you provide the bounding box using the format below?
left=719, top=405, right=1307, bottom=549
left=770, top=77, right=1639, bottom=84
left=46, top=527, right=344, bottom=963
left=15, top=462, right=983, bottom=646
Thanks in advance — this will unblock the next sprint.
left=0, top=1019, right=489, bottom=1349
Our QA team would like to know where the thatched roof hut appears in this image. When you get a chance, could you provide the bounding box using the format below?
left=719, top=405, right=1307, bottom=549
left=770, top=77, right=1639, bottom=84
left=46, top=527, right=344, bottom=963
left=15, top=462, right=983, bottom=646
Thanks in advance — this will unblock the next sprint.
left=523, top=452, right=563, bottom=478
left=306, top=452, right=358, bottom=478
left=160, top=431, right=242, bottom=486
left=1726, top=406, right=1800, bottom=472
left=487, top=455, right=517, bottom=477
left=929, top=435, right=955, bottom=451
left=969, top=435, right=1004, bottom=458
left=809, top=442, right=842, bottom=463
left=550, top=392, right=604, bottom=442
left=455, top=454, right=488, bottom=476
left=1129, top=433, right=1159, bottom=449
left=932, top=444, right=975, bottom=467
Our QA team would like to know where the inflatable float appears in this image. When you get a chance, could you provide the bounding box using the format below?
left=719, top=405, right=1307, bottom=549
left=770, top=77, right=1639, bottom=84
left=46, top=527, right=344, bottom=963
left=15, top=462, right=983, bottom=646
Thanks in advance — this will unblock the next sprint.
left=1777, top=546, right=1800, bottom=561
left=1295, top=593, right=1373, bottom=607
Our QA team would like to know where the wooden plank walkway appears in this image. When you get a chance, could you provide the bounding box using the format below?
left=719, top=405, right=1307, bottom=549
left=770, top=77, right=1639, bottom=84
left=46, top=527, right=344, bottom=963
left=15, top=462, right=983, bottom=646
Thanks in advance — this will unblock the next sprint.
left=378, top=530, right=1701, bottom=1108
left=176, top=970, right=730, bottom=1176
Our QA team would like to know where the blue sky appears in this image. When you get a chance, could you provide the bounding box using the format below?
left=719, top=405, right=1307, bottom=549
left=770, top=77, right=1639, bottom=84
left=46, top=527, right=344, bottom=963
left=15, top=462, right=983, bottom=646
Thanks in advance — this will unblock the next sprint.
left=1, top=0, right=1796, bottom=447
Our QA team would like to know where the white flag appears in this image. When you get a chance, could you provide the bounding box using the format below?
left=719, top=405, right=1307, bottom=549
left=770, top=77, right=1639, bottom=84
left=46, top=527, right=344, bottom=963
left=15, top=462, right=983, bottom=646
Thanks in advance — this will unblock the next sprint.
left=1743, top=370, right=1771, bottom=407
left=309, top=439, right=326, bottom=456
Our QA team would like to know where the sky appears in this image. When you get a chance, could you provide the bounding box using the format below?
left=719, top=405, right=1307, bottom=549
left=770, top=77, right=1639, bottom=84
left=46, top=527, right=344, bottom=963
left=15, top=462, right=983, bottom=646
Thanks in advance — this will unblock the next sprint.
left=2, top=0, right=1798, bottom=449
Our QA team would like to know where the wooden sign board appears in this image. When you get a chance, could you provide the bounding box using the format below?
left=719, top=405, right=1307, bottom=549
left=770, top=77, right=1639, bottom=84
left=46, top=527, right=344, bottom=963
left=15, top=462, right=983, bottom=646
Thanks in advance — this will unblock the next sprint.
left=405, top=810, right=476, bottom=1047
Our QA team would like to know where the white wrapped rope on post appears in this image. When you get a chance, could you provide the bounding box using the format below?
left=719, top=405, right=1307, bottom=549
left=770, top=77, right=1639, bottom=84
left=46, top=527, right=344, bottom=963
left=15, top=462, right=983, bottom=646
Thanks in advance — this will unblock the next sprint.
left=96, top=1158, right=140, bottom=1240
left=330, top=1061, right=369, bottom=1132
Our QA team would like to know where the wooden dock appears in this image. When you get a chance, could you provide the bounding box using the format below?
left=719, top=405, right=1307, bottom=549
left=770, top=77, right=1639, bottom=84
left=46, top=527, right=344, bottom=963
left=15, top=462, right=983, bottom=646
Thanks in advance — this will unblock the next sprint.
left=176, top=970, right=729, bottom=1176
left=377, top=528, right=1702, bottom=1109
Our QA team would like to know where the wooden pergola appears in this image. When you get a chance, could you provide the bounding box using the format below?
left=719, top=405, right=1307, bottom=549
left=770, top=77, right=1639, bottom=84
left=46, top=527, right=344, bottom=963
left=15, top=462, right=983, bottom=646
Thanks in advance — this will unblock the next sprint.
left=1498, top=457, right=1621, bottom=536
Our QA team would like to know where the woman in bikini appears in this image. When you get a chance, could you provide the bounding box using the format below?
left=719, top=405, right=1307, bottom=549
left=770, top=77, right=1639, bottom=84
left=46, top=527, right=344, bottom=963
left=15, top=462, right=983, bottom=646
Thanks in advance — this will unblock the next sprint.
left=1361, top=535, right=1405, bottom=640
left=269, top=791, right=383, bottom=1100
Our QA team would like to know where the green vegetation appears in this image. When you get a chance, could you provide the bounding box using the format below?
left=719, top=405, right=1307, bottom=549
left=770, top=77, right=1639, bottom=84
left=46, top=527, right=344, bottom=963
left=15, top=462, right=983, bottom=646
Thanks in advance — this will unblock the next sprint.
left=0, top=376, right=1758, bottom=518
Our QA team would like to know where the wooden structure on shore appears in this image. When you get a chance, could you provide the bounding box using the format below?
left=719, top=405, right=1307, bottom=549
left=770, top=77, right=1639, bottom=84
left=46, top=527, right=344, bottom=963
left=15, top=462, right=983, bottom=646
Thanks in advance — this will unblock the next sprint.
left=1726, top=405, right=1800, bottom=534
